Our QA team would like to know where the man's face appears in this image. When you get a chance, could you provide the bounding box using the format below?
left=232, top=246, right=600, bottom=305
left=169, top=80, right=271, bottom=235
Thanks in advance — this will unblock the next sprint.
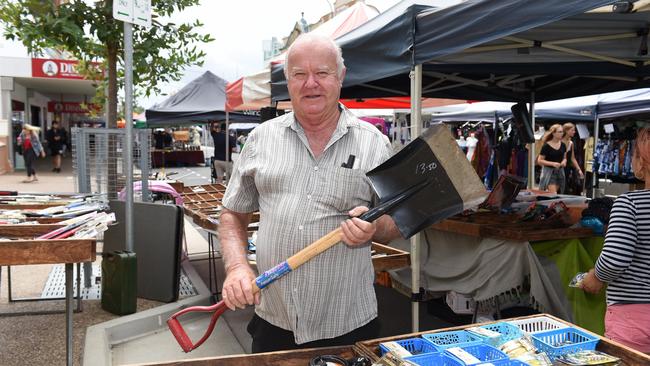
left=286, top=40, right=345, bottom=120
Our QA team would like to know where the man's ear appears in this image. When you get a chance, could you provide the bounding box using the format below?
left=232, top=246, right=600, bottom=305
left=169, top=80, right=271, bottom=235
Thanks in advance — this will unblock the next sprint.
left=339, top=67, right=347, bottom=86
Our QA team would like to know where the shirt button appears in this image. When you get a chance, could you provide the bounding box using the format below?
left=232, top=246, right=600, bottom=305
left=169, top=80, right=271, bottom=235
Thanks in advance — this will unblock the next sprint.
left=307, top=194, right=312, bottom=200
left=298, top=225, right=304, bottom=230
left=313, top=166, right=319, bottom=171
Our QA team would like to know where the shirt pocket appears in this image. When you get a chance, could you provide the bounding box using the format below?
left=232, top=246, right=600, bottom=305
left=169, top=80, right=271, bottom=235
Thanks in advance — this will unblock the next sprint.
left=318, top=167, right=373, bottom=212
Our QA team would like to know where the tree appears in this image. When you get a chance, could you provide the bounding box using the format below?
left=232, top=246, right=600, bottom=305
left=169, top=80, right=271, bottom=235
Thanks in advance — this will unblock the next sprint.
left=0, top=0, right=214, bottom=128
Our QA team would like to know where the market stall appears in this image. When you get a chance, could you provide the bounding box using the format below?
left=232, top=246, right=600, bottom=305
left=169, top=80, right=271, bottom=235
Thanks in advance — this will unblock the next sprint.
left=145, top=71, right=259, bottom=168
left=0, top=192, right=110, bottom=366
left=132, top=314, right=650, bottom=365
left=357, top=314, right=650, bottom=365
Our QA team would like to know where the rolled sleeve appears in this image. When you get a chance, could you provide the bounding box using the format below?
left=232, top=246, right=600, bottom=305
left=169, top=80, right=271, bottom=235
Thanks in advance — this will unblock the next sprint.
left=222, top=134, right=259, bottom=213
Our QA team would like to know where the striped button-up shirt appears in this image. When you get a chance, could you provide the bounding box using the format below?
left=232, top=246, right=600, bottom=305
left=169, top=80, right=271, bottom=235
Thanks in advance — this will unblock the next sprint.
left=222, top=106, right=392, bottom=344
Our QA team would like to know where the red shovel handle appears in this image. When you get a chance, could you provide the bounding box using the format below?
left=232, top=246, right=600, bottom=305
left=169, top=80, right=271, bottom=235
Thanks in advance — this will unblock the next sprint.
left=167, top=300, right=228, bottom=352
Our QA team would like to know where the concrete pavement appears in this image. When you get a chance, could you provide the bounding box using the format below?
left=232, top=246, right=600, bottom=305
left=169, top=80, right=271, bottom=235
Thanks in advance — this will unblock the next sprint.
left=0, top=154, right=76, bottom=193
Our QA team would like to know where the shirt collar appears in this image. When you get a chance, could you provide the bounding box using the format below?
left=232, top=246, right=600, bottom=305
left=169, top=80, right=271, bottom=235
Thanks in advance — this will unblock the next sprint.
left=283, top=103, right=358, bottom=135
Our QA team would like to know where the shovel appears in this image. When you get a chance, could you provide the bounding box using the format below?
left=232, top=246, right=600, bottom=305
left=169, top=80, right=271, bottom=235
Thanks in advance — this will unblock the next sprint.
left=167, top=124, right=487, bottom=352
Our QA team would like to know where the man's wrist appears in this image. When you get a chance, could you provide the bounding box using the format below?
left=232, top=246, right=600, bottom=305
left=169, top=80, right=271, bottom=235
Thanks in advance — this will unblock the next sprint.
left=225, top=260, right=249, bottom=275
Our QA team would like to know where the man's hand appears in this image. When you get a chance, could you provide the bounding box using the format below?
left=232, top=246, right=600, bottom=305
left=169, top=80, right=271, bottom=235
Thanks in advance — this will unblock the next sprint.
left=222, top=264, right=260, bottom=310
left=580, top=269, right=605, bottom=294
left=341, top=206, right=376, bottom=246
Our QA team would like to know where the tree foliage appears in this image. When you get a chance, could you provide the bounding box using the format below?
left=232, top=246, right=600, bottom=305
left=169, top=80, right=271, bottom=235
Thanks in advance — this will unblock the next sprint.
left=0, top=0, right=214, bottom=127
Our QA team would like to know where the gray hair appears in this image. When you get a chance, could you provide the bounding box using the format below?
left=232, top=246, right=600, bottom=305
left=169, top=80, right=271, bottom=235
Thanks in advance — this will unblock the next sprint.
left=284, top=33, right=345, bottom=80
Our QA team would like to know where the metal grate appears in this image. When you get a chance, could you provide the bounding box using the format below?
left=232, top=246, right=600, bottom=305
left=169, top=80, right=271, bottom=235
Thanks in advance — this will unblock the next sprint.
left=41, top=263, right=101, bottom=300
left=71, top=127, right=151, bottom=200
left=41, top=264, right=198, bottom=299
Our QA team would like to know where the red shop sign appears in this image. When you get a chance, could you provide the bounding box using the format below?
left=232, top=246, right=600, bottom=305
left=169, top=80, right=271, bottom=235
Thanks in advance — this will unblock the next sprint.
left=47, top=101, right=101, bottom=114
left=32, top=58, right=101, bottom=79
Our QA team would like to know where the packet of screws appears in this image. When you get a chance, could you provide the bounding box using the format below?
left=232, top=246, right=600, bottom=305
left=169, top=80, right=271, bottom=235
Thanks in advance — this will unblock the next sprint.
left=556, top=350, right=620, bottom=365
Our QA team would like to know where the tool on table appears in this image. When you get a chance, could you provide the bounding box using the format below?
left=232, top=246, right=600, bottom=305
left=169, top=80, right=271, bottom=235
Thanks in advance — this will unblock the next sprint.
left=167, top=124, right=487, bottom=352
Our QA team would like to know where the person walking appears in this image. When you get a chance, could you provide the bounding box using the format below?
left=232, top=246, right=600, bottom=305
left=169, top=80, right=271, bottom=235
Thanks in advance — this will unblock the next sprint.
left=537, top=124, right=567, bottom=193
left=581, top=127, right=650, bottom=354
left=218, top=34, right=400, bottom=353
left=46, top=120, right=67, bottom=172
left=17, top=124, right=45, bottom=183
left=210, top=122, right=236, bottom=183
left=562, top=123, right=584, bottom=194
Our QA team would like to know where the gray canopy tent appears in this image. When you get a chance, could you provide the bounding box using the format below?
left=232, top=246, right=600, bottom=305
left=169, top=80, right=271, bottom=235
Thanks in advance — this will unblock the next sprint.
left=272, top=0, right=650, bottom=331
left=146, top=71, right=259, bottom=161
left=146, top=71, right=259, bottom=126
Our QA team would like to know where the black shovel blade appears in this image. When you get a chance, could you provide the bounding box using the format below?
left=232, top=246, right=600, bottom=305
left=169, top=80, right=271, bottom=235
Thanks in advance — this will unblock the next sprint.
left=367, top=124, right=486, bottom=238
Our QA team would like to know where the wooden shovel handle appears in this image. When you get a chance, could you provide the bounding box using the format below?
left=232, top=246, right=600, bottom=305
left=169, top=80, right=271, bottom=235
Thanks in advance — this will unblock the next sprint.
left=251, top=227, right=343, bottom=293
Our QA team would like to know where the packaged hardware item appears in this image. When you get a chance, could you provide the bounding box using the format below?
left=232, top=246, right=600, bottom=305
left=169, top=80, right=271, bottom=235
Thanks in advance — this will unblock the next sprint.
left=371, top=351, right=416, bottom=366
left=516, top=352, right=553, bottom=366
left=569, top=272, right=588, bottom=288
left=379, top=342, right=412, bottom=359
left=499, top=337, right=536, bottom=358
left=556, top=350, right=621, bottom=365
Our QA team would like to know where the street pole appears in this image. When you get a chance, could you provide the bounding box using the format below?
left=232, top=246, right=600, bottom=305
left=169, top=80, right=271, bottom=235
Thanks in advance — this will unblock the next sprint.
left=124, top=22, right=134, bottom=252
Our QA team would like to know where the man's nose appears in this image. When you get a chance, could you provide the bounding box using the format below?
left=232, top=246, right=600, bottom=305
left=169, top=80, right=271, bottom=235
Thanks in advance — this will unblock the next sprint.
left=304, top=73, right=319, bottom=87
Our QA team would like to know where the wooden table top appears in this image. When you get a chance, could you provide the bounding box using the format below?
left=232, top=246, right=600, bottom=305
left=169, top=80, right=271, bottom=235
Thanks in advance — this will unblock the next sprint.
left=0, top=239, right=96, bottom=266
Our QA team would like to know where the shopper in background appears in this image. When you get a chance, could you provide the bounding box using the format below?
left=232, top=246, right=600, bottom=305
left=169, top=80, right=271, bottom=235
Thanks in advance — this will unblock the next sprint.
left=210, top=122, right=236, bottom=183
left=562, top=123, right=584, bottom=189
left=46, top=120, right=67, bottom=173
left=17, top=124, right=45, bottom=183
left=537, top=124, right=567, bottom=193
left=218, top=33, right=399, bottom=353
left=581, top=127, right=650, bottom=354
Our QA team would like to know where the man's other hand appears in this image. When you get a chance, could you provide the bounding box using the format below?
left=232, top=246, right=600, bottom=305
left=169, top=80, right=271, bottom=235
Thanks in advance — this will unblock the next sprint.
left=341, top=206, right=376, bottom=246
left=222, top=265, right=260, bottom=310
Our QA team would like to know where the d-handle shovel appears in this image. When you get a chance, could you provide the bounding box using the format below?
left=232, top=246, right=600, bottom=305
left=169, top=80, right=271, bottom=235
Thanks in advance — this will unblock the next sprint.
left=167, top=179, right=430, bottom=352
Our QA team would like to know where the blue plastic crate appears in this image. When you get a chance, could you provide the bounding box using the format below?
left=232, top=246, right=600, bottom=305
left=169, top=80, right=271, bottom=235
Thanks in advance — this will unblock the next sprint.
left=422, top=330, right=483, bottom=350
left=379, top=337, right=440, bottom=356
left=405, top=352, right=463, bottom=366
left=469, top=322, right=524, bottom=347
left=531, top=327, right=599, bottom=358
left=444, top=344, right=509, bottom=365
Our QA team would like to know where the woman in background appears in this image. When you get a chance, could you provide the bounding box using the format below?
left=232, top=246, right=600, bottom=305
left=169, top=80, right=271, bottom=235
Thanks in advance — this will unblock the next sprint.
left=562, top=123, right=585, bottom=190
left=17, top=124, right=45, bottom=183
left=537, top=124, right=567, bottom=193
left=581, top=127, right=650, bottom=354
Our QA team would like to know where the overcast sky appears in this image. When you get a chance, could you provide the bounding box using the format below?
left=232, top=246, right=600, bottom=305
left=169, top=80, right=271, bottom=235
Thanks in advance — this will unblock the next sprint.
left=0, top=0, right=400, bottom=108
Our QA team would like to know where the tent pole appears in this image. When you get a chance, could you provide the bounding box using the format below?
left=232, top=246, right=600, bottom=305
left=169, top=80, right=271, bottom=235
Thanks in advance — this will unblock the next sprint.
left=592, top=113, right=600, bottom=196
left=225, top=111, right=230, bottom=163
left=410, top=64, right=423, bottom=333
left=527, top=92, right=536, bottom=189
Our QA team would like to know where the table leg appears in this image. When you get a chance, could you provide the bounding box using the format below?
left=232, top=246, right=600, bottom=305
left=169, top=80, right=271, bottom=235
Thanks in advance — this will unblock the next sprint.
left=66, top=263, right=73, bottom=366
left=76, top=262, right=82, bottom=311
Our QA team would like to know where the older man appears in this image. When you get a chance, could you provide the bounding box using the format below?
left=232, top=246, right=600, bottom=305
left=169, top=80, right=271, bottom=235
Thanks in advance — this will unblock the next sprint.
left=218, top=33, right=400, bottom=352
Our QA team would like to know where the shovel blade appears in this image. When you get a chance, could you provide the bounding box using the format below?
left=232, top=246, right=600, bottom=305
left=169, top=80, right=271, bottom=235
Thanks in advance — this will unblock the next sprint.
left=367, top=124, right=486, bottom=238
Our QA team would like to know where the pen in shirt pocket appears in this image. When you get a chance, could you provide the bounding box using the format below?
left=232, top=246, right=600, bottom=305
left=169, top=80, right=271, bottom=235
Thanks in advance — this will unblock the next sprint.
left=341, top=154, right=356, bottom=169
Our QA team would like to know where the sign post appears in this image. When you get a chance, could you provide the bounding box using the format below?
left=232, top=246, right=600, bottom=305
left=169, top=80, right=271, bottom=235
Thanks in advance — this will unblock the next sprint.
left=113, top=0, right=151, bottom=254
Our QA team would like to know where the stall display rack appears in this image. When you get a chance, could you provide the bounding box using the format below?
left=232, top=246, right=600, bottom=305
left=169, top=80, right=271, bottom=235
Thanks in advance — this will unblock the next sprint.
left=128, top=314, right=650, bottom=365
left=356, top=314, right=650, bottom=366
left=432, top=211, right=594, bottom=241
